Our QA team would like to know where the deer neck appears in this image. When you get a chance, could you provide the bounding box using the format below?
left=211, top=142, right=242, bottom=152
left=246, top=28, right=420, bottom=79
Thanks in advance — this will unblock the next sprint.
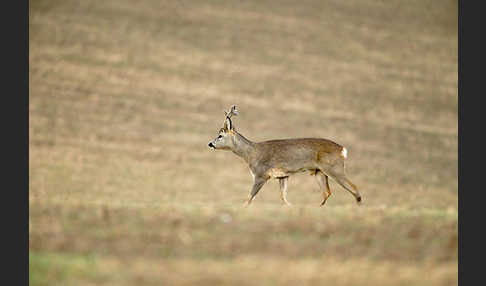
left=231, top=131, right=255, bottom=163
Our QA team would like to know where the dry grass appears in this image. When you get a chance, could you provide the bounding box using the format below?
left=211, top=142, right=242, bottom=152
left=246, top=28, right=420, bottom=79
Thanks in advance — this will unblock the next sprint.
left=30, top=0, right=457, bottom=285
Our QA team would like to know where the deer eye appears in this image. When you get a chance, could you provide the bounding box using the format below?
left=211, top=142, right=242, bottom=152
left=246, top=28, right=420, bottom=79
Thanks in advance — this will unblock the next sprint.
left=218, top=135, right=223, bottom=139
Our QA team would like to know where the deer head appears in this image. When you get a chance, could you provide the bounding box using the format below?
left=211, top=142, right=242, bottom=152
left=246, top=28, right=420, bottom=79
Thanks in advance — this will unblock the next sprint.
left=208, top=105, right=239, bottom=150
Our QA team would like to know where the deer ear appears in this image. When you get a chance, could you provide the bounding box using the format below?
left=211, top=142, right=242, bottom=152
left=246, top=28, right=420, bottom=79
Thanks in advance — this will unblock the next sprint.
left=225, top=117, right=233, bottom=130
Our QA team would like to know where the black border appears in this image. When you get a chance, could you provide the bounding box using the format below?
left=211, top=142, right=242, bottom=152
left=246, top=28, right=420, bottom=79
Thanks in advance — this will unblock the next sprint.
left=459, top=0, right=483, bottom=285
left=19, top=0, right=29, bottom=285
left=2, top=0, right=29, bottom=284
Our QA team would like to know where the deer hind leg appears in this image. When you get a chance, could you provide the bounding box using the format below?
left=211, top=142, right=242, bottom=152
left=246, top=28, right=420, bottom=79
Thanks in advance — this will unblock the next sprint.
left=243, top=177, right=267, bottom=207
left=321, top=162, right=362, bottom=205
left=278, top=177, right=291, bottom=206
left=315, top=170, right=332, bottom=206
left=329, top=171, right=362, bottom=204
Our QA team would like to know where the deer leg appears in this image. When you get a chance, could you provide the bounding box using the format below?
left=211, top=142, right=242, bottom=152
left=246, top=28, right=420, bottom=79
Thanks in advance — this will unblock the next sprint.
left=278, top=177, right=291, bottom=206
left=326, top=170, right=362, bottom=204
left=243, top=177, right=267, bottom=207
left=315, top=171, right=332, bottom=206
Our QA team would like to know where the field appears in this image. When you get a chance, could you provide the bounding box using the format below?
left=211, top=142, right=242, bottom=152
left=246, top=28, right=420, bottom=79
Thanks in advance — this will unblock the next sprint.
left=29, top=0, right=458, bottom=285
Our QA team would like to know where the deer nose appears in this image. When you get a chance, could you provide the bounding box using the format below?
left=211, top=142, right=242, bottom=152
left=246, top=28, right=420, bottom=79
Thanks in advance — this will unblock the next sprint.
left=208, top=142, right=214, bottom=148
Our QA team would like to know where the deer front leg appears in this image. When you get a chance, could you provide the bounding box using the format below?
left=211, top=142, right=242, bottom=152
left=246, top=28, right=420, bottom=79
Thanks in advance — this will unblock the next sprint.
left=243, top=176, right=267, bottom=207
left=279, top=177, right=291, bottom=206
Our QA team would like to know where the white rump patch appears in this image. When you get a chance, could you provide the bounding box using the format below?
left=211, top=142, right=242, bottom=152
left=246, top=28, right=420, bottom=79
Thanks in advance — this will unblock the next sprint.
left=341, top=147, right=348, bottom=158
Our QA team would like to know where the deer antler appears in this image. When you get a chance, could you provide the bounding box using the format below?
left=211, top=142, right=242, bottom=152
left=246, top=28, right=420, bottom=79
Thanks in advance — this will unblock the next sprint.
left=224, top=105, right=238, bottom=118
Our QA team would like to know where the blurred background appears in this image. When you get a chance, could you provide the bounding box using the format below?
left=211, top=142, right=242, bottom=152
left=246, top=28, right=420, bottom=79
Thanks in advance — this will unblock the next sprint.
left=29, top=0, right=458, bottom=285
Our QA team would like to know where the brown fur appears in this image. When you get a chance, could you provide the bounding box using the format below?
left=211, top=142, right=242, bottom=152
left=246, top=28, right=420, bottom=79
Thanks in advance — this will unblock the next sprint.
left=208, top=106, right=362, bottom=206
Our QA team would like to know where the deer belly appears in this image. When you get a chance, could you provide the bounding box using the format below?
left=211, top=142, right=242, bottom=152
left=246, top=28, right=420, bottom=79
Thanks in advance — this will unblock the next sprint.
left=266, top=168, right=289, bottom=178
left=266, top=167, right=309, bottom=178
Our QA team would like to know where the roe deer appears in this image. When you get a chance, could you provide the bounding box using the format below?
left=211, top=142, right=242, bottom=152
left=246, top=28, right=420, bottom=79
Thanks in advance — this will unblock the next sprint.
left=208, top=105, right=362, bottom=207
